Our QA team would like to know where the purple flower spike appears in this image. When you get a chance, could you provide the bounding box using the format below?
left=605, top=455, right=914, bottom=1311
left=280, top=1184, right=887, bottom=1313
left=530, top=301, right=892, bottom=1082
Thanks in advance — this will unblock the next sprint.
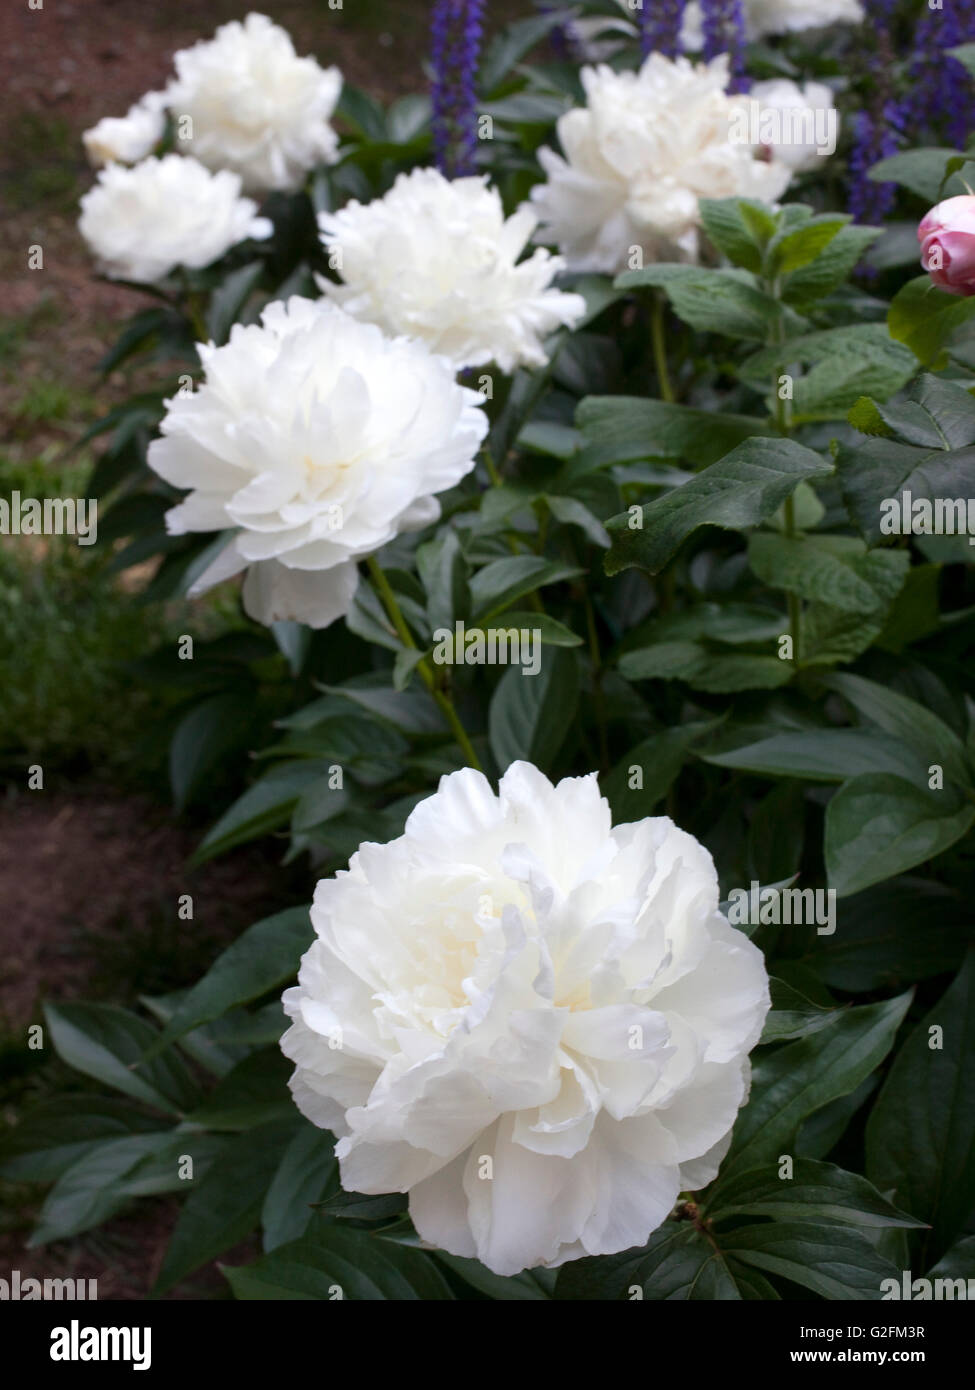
left=639, top=0, right=687, bottom=59
left=906, top=0, right=975, bottom=146
left=431, top=0, right=486, bottom=179
left=701, top=0, right=748, bottom=92
left=848, top=12, right=903, bottom=233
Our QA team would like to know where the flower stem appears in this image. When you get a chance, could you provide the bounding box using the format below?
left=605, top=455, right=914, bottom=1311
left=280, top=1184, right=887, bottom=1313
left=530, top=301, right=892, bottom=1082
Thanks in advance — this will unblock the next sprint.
left=366, top=555, right=484, bottom=773
left=774, top=378, right=802, bottom=664
left=584, top=594, right=609, bottom=772
left=652, top=294, right=675, bottom=404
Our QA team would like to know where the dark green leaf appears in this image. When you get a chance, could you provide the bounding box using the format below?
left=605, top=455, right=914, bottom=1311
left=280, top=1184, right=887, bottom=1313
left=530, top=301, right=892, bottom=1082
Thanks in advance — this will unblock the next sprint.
left=866, top=952, right=975, bottom=1266
left=44, top=1003, right=200, bottom=1115
left=721, top=993, right=912, bottom=1181
left=488, top=647, right=579, bottom=769
left=153, top=1119, right=300, bottom=1295
left=826, top=774, right=975, bottom=897
left=605, top=436, right=833, bottom=576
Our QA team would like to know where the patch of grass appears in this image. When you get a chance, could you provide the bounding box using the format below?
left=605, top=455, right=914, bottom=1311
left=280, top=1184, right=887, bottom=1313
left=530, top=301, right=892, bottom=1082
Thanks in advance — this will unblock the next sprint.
left=0, top=297, right=63, bottom=371
left=3, top=111, right=83, bottom=213
left=8, top=379, right=96, bottom=432
left=0, top=447, right=171, bottom=781
left=0, top=539, right=166, bottom=781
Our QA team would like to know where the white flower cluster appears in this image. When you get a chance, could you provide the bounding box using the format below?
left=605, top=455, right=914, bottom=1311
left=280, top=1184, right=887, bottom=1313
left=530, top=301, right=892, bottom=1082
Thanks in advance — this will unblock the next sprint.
left=78, top=13, right=342, bottom=282
left=167, top=12, right=342, bottom=193
left=281, top=763, right=770, bottom=1275
left=318, top=168, right=587, bottom=372
left=530, top=54, right=794, bottom=273
left=82, top=91, right=169, bottom=168
left=147, top=298, right=487, bottom=628
left=78, top=156, right=272, bottom=284
left=81, top=12, right=341, bottom=192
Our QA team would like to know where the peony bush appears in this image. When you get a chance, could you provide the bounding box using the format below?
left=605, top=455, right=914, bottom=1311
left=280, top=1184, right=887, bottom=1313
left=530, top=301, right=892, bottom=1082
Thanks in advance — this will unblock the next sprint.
left=5, top=2, right=975, bottom=1303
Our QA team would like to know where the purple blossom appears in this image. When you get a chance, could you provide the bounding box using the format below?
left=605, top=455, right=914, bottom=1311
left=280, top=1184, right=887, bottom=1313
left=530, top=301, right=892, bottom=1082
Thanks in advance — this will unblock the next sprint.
left=534, top=1, right=583, bottom=60
left=701, top=0, right=748, bottom=92
left=431, top=0, right=486, bottom=178
left=905, top=0, right=975, bottom=146
left=639, top=0, right=687, bottom=59
left=848, top=104, right=902, bottom=226
left=848, top=16, right=902, bottom=230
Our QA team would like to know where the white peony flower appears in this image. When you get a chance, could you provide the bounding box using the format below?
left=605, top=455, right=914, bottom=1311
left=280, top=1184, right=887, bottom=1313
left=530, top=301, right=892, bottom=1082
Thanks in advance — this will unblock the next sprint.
left=167, top=11, right=342, bottom=193
left=78, top=155, right=272, bottom=284
left=530, top=54, right=793, bottom=274
left=681, top=0, right=863, bottom=47
left=317, top=168, right=587, bottom=372
left=749, top=79, right=839, bottom=173
left=281, top=762, right=770, bottom=1276
left=147, top=297, right=487, bottom=629
left=82, top=91, right=168, bottom=168
left=746, top=0, right=863, bottom=37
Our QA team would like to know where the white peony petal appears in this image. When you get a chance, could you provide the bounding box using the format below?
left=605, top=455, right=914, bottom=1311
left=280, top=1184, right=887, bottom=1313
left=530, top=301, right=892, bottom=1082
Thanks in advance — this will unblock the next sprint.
left=242, top=556, right=359, bottom=628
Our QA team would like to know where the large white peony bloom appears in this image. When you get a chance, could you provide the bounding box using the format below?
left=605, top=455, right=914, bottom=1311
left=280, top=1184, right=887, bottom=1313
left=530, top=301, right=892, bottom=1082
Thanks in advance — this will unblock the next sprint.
left=82, top=91, right=169, bottom=168
left=530, top=54, right=793, bottom=274
left=167, top=12, right=342, bottom=193
left=317, top=169, right=587, bottom=372
left=749, top=79, right=839, bottom=174
left=78, top=155, right=271, bottom=284
left=281, top=762, right=770, bottom=1276
left=147, top=297, right=487, bottom=629
left=682, top=0, right=863, bottom=46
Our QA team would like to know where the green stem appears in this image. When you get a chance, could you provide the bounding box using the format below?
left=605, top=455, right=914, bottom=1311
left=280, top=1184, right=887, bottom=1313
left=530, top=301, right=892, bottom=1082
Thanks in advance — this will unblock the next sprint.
left=483, top=445, right=503, bottom=489
left=769, top=290, right=801, bottom=665
left=783, top=495, right=802, bottom=662
left=584, top=595, right=609, bottom=772
left=366, top=556, right=483, bottom=772
left=182, top=283, right=209, bottom=343
left=652, top=294, right=675, bottom=404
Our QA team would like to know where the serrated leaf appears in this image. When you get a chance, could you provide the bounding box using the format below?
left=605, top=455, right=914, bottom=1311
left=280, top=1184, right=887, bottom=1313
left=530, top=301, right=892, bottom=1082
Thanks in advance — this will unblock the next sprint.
left=748, top=533, right=909, bottom=615
left=576, top=395, right=773, bottom=470
left=605, top=436, right=833, bottom=576
left=889, top=274, right=975, bottom=368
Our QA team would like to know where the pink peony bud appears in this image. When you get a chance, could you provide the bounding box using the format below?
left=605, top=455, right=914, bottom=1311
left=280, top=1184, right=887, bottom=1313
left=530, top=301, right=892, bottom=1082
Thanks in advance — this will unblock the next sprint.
left=919, top=195, right=975, bottom=295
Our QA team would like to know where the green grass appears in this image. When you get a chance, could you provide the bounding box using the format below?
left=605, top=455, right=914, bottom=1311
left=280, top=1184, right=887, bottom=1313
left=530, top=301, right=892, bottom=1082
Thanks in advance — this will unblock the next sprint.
left=0, top=447, right=169, bottom=781
left=0, top=297, right=63, bottom=371
left=8, top=379, right=96, bottom=431
left=3, top=111, right=82, bottom=214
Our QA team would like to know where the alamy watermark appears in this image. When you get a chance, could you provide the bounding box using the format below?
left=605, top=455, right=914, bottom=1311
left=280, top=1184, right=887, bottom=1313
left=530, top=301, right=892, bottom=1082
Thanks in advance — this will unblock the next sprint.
left=1, top=1268, right=97, bottom=1300
left=0, top=492, right=98, bottom=546
left=50, top=1320, right=151, bottom=1371
left=432, top=620, right=542, bottom=676
left=882, top=1271, right=975, bottom=1300
left=728, top=102, right=838, bottom=159
left=879, top=491, right=975, bottom=545
left=726, top=881, right=836, bottom=936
